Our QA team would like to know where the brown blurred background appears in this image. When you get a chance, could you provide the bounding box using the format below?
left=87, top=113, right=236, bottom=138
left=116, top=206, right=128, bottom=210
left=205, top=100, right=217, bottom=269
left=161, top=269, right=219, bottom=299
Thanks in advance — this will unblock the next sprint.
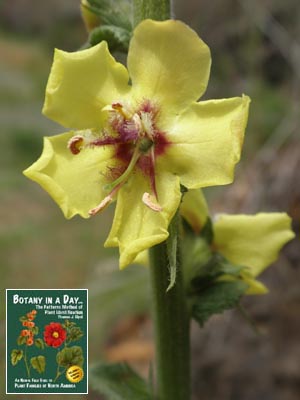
left=0, top=0, right=299, bottom=399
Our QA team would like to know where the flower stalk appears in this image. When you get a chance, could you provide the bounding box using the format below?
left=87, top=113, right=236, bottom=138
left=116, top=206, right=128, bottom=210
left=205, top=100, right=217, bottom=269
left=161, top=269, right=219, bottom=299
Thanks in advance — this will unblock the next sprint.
left=149, top=211, right=190, bottom=400
left=23, top=345, right=31, bottom=378
left=133, top=0, right=171, bottom=27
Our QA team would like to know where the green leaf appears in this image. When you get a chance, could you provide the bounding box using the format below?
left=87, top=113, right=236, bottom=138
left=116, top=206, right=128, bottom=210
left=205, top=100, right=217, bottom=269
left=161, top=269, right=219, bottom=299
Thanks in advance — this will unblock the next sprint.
left=192, top=281, right=249, bottom=327
left=68, top=325, right=84, bottom=343
left=89, top=362, right=152, bottom=400
left=19, top=316, right=27, bottom=322
left=191, top=253, right=245, bottom=292
left=63, top=320, right=76, bottom=328
left=34, top=338, right=45, bottom=349
left=86, top=0, right=132, bottom=29
left=89, top=25, right=131, bottom=52
left=30, top=355, right=46, bottom=374
left=11, top=349, right=23, bottom=366
left=166, top=214, right=178, bottom=292
left=17, top=335, right=27, bottom=346
left=222, top=259, right=246, bottom=276
left=56, top=346, right=84, bottom=368
left=31, top=326, right=39, bottom=335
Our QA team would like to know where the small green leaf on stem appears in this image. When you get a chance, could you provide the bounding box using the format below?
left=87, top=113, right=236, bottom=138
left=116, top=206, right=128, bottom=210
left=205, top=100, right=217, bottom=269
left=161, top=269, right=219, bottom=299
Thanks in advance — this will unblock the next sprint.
left=35, top=338, right=45, bottom=349
left=31, top=326, right=39, bottom=335
left=17, top=335, right=27, bottom=346
left=190, top=253, right=246, bottom=292
left=166, top=215, right=178, bottom=292
left=89, top=25, right=131, bottom=52
left=86, top=0, right=132, bottom=29
left=56, top=346, right=84, bottom=368
left=11, top=349, right=23, bottom=366
left=30, top=355, right=46, bottom=374
left=192, top=281, right=249, bottom=326
left=89, top=362, right=152, bottom=400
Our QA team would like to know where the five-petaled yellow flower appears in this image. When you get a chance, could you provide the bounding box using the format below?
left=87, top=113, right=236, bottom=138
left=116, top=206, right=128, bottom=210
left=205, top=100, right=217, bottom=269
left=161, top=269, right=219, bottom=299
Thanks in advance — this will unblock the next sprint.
left=24, top=19, right=250, bottom=268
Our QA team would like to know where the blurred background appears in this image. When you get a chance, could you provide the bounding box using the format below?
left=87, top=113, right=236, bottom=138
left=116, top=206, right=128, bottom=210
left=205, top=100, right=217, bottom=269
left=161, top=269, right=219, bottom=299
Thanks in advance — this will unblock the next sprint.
left=0, top=0, right=299, bottom=399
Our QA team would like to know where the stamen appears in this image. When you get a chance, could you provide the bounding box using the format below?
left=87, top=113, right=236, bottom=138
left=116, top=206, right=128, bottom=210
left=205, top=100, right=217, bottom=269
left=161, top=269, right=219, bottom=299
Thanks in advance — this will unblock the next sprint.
left=132, top=113, right=142, bottom=134
left=142, top=192, right=162, bottom=212
left=90, top=136, right=122, bottom=146
left=88, top=183, right=122, bottom=216
left=68, top=135, right=84, bottom=155
left=150, top=147, right=158, bottom=198
left=112, top=102, right=131, bottom=119
left=88, top=195, right=113, bottom=216
left=140, top=111, right=154, bottom=138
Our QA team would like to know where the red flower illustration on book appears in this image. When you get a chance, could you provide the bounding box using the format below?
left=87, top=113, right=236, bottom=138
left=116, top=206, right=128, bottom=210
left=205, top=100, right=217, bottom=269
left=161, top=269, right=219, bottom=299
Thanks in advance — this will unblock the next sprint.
left=44, top=322, right=66, bottom=348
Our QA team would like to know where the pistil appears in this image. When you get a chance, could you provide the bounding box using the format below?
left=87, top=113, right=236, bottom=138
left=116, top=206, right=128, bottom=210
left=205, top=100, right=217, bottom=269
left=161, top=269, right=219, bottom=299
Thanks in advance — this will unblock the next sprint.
left=104, top=145, right=141, bottom=191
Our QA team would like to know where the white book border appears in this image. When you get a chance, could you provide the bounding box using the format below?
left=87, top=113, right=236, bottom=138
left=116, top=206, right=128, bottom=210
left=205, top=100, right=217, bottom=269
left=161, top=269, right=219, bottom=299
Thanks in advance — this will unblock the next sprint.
left=6, top=288, right=88, bottom=395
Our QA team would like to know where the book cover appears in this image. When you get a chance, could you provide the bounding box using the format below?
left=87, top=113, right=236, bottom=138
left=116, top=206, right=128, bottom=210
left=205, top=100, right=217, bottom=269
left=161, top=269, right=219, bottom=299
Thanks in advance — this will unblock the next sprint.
left=6, top=289, right=88, bottom=394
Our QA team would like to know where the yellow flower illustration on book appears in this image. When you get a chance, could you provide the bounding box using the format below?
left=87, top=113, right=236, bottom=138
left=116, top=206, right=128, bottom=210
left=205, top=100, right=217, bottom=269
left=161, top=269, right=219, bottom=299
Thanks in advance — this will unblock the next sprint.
left=24, top=19, right=250, bottom=268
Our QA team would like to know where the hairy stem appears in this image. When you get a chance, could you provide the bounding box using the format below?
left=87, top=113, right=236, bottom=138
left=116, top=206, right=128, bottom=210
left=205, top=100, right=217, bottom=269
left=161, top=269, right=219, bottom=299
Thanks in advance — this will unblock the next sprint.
left=149, top=213, right=190, bottom=400
left=133, top=0, right=171, bottom=27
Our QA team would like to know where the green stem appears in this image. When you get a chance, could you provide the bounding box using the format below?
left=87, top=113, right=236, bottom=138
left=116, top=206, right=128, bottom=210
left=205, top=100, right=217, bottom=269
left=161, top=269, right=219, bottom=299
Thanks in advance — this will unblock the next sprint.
left=24, top=345, right=31, bottom=378
left=149, top=213, right=190, bottom=400
left=133, top=0, right=171, bottom=26
left=54, top=366, right=67, bottom=382
left=54, top=348, right=66, bottom=382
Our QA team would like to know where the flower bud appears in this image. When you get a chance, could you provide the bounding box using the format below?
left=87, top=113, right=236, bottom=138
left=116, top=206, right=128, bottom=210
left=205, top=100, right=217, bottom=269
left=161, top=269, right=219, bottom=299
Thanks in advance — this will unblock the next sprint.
left=80, top=0, right=101, bottom=32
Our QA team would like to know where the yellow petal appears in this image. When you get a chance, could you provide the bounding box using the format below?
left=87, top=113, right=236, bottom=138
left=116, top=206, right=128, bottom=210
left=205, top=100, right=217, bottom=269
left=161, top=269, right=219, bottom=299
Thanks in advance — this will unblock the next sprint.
left=218, top=273, right=268, bottom=295
left=132, top=250, right=149, bottom=266
left=180, top=189, right=209, bottom=233
left=128, top=19, right=211, bottom=115
left=214, top=213, right=295, bottom=276
left=241, top=273, right=269, bottom=295
left=23, top=132, right=115, bottom=218
left=105, top=169, right=181, bottom=269
left=160, top=95, right=250, bottom=188
left=43, top=42, right=130, bottom=129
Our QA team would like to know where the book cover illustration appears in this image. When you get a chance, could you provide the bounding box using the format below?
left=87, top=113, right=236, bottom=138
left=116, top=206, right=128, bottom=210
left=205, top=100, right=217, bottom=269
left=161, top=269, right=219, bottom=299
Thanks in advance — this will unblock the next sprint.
left=6, top=289, right=88, bottom=394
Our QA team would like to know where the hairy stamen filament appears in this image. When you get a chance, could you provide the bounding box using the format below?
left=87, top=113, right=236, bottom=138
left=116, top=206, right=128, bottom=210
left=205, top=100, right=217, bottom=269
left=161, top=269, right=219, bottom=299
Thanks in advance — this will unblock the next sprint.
left=88, top=183, right=122, bottom=216
left=150, top=147, right=158, bottom=199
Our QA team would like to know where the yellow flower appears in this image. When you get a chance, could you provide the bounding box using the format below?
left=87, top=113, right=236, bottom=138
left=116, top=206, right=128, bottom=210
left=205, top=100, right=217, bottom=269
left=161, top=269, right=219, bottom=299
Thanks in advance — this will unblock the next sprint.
left=24, top=20, right=250, bottom=269
left=180, top=189, right=208, bottom=234
left=181, top=190, right=295, bottom=294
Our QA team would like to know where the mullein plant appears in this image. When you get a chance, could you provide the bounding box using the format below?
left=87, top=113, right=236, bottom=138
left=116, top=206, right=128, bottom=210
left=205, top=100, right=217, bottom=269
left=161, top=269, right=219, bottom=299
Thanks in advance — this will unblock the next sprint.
left=23, top=0, right=295, bottom=399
